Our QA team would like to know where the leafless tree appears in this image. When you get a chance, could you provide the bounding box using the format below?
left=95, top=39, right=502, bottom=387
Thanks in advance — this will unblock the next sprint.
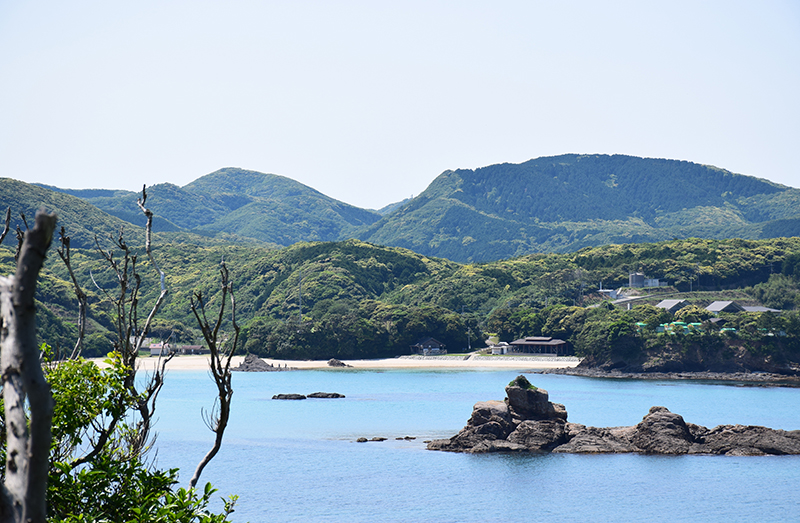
left=56, top=228, right=87, bottom=360
left=188, top=260, right=239, bottom=488
left=0, top=210, right=57, bottom=523
left=82, top=186, right=172, bottom=458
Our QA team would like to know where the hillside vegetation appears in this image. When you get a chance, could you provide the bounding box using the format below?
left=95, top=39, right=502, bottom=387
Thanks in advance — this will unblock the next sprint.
left=3, top=214, right=799, bottom=369
left=358, top=154, right=800, bottom=261
left=45, top=168, right=381, bottom=246
left=38, top=154, right=800, bottom=263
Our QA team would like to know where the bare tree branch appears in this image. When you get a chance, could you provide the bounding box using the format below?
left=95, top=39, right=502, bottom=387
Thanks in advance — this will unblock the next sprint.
left=188, top=261, right=239, bottom=488
left=0, top=208, right=10, bottom=246
left=0, top=210, right=57, bottom=523
left=56, top=227, right=88, bottom=360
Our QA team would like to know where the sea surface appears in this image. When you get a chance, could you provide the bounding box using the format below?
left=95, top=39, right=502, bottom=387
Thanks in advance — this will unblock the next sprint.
left=151, top=367, right=800, bottom=522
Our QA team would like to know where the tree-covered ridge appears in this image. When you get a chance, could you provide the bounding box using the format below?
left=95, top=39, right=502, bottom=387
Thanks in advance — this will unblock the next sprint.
left=11, top=226, right=799, bottom=364
left=47, top=168, right=382, bottom=246
left=358, top=154, right=800, bottom=261
left=33, top=155, right=800, bottom=262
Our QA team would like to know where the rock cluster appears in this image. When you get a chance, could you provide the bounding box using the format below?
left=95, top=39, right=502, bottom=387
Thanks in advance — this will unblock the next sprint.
left=233, top=353, right=296, bottom=372
left=427, top=375, right=800, bottom=456
left=327, top=358, right=352, bottom=367
left=272, top=392, right=345, bottom=400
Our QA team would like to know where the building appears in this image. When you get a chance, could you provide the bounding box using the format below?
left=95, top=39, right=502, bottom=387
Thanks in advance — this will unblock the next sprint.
left=629, top=272, right=667, bottom=288
left=655, top=299, right=689, bottom=314
left=705, top=301, right=745, bottom=314
left=490, top=342, right=510, bottom=355
left=149, top=343, right=209, bottom=356
left=508, top=336, right=570, bottom=355
left=410, top=337, right=446, bottom=355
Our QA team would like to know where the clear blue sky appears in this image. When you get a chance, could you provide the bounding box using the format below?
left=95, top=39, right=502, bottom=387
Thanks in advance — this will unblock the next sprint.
left=1, top=1, right=798, bottom=209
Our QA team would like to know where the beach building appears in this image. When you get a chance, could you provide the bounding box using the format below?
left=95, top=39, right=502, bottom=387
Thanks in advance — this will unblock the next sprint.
left=410, top=337, right=447, bottom=355
left=149, top=343, right=209, bottom=356
left=508, top=336, right=570, bottom=355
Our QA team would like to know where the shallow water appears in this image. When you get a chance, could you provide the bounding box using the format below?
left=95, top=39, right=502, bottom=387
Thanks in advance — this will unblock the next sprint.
left=152, top=369, right=800, bottom=522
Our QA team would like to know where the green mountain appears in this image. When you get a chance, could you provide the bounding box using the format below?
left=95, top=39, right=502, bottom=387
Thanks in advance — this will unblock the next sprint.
left=0, top=178, right=148, bottom=249
left=46, top=168, right=382, bottom=246
left=357, top=154, right=800, bottom=262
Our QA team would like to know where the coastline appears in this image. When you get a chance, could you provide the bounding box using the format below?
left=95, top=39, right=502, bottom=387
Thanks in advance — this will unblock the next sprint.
left=537, top=366, right=800, bottom=387
left=94, top=354, right=583, bottom=372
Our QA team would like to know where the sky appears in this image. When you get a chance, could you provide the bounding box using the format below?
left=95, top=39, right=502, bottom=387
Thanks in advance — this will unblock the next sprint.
left=1, top=1, right=798, bottom=210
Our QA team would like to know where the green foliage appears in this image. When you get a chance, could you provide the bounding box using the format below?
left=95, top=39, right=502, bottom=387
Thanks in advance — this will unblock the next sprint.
left=38, top=353, right=237, bottom=522
left=749, top=274, right=800, bottom=310
left=357, top=154, right=800, bottom=262
left=59, top=168, right=382, bottom=246
left=241, top=300, right=470, bottom=360
left=48, top=459, right=236, bottom=523
left=509, top=375, right=537, bottom=390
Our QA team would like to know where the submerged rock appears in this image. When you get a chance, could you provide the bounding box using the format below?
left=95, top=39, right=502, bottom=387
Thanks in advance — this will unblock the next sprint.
left=427, top=375, right=800, bottom=456
left=272, top=393, right=306, bottom=400
left=307, top=392, right=345, bottom=398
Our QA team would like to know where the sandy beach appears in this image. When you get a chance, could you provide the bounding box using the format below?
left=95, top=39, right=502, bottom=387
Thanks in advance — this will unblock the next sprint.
left=104, top=354, right=582, bottom=372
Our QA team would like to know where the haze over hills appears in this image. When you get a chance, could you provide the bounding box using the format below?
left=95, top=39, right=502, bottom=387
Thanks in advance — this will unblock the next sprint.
left=23, top=154, right=800, bottom=262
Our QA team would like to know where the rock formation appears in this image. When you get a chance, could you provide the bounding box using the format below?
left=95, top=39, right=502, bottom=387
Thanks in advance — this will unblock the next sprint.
left=327, top=358, right=351, bottom=367
left=307, top=392, right=345, bottom=398
left=272, top=393, right=306, bottom=400
left=427, top=375, right=800, bottom=456
left=233, top=353, right=296, bottom=372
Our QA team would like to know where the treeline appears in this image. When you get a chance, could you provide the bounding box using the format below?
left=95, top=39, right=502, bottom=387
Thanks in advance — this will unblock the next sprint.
left=487, top=302, right=800, bottom=372
left=3, top=233, right=800, bottom=362
left=357, top=154, right=800, bottom=261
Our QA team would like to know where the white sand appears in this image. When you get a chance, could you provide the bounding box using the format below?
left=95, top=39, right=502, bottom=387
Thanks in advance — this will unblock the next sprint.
left=97, top=354, right=581, bottom=371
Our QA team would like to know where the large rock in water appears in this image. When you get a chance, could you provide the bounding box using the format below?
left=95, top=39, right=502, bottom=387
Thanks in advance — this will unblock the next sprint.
left=427, top=375, right=800, bottom=455
left=504, top=375, right=567, bottom=423
left=233, top=353, right=296, bottom=372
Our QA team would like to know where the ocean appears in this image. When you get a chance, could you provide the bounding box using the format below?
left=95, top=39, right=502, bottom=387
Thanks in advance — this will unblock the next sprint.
left=152, top=368, right=800, bottom=522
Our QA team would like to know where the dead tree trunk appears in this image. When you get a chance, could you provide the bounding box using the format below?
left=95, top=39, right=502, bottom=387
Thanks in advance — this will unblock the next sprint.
left=188, top=261, right=239, bottom=488
left=0, top=211, right=57, bottom=523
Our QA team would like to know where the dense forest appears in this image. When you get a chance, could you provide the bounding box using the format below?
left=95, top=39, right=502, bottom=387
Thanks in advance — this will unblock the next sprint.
left=35, top=153, right=800, bottom=263
left=359, top=154, right=800, bottom=261
left=3, top=161, right=800, bottom=373
left=2, top=224, right=799, bottom=372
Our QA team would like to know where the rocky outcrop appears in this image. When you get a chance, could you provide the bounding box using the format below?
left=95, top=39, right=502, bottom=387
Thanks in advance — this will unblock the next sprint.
left=427, top=376, right=800, bottom=456
left=307, top=392, right=345, bottom=398
left=272, top=393, right=306, bottom=400
left=233, top=353, right=297, bottom=372
left=327, top=359, right=351, bottom=367
left=539, top=367, right=800, bottom=387
left=273, top=392, right=345, bottom=399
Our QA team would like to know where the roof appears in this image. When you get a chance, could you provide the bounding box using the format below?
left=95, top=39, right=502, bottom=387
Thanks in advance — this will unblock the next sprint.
left=656, top=299, right=688, bottom=311
left=411, top=337, right=444, bottom=347
left=510, top=336, right=566, bottom=346
left=742, top=306, right=782, bottom=313
left=706, top=301, right=744, bottom=313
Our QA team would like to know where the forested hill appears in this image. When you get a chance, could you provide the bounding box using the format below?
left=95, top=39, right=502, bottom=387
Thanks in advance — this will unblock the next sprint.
left=30, top=155, right=800, bottom=262
left=45, top=167, right=382, bottom=246
left=357, top=154, right=800, bottom=262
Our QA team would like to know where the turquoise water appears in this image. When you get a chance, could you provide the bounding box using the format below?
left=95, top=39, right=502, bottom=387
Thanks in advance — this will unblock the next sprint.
left=152, top=369, right=800, bottom=522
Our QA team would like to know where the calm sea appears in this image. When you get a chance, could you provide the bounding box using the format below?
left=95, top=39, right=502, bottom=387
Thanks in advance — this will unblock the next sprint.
left=152, top=368, right=800, bottom=523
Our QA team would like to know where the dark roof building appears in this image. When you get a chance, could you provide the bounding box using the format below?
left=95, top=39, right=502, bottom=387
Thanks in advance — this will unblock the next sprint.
left=706, top=301, right=745, bottom=314
left=655, top=299, right=689, bottom=314
left=410, top=337, right=446, bottom=355
left=509, top=336, right=570, bottom=355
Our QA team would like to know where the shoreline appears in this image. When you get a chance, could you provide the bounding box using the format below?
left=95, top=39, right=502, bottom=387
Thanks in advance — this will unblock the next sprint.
left=537, top=366, right=800, bottom=387
left=97, top=354, right=583, bottom=372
